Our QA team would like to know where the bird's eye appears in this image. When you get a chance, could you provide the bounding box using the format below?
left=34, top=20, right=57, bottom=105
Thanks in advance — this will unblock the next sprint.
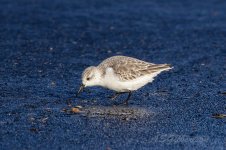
left=87, top=77, right=90, bottom=81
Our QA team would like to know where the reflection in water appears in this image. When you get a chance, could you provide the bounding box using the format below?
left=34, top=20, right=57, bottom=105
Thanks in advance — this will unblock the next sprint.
left=78, top=106, right=155, bottom=120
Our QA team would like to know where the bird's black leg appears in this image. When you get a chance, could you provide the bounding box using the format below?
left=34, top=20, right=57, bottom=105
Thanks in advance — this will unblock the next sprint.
left=110, top=92, right=121, bottom=100
left=123, top=91, right=132, bottom=105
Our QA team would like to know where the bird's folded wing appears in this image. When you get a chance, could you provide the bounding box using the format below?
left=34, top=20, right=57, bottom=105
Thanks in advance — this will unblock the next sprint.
left=112, top=59, right=171, bottom=81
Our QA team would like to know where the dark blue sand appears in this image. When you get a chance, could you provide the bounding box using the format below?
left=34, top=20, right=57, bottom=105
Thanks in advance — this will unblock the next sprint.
left=0, top=0, right=226, bottom=149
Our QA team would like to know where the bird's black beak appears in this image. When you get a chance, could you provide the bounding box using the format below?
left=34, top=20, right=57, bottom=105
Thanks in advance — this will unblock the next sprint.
left=76, top=84, right=85, bottom=97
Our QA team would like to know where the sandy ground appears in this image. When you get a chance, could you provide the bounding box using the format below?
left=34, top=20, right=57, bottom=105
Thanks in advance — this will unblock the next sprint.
left=0, top=0, right=226, bottom=149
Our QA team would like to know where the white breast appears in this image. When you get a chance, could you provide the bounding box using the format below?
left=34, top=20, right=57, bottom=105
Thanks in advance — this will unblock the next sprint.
left=100, top=67, right=164, bottom=92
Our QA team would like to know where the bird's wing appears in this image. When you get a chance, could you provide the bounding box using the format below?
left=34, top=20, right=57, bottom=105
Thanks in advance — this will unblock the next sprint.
left=99, top=56, right=172, bottom=81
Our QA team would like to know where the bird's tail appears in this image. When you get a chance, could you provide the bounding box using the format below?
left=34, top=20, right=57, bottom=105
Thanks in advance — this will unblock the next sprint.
left=164, top=64, right=173, bottom=70
left=154, top=64, right=173, bottom=72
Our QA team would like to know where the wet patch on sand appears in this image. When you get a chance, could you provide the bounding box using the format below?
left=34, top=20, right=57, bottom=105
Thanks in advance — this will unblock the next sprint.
left=63, top=106, right=155, bottom=120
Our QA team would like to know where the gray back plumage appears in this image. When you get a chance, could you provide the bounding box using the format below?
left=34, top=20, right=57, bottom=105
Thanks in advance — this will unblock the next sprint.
left=97, top=56, right=172, bottom=81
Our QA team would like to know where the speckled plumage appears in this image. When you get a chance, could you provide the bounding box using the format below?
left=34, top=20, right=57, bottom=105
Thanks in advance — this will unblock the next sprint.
left=97, top=56, right=172, bottom=81
left=81, top=55, right=172, bottom=92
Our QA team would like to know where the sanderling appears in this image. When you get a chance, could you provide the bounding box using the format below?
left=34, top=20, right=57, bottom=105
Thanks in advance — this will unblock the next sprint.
left=77, top=55, right=173, bottom=104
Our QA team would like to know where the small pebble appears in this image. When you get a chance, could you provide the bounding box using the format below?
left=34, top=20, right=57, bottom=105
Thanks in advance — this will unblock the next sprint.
left=71, top=108, right=80, bottom=113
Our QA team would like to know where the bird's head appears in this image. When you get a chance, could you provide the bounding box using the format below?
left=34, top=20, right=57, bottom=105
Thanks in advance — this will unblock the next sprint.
left=77, top=66, right=101, bottom=95
left=82, top=66, right=101, bottom=87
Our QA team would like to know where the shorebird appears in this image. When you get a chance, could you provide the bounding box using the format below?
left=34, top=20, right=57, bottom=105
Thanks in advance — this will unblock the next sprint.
left=77, top=55, right=172, bottom=104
